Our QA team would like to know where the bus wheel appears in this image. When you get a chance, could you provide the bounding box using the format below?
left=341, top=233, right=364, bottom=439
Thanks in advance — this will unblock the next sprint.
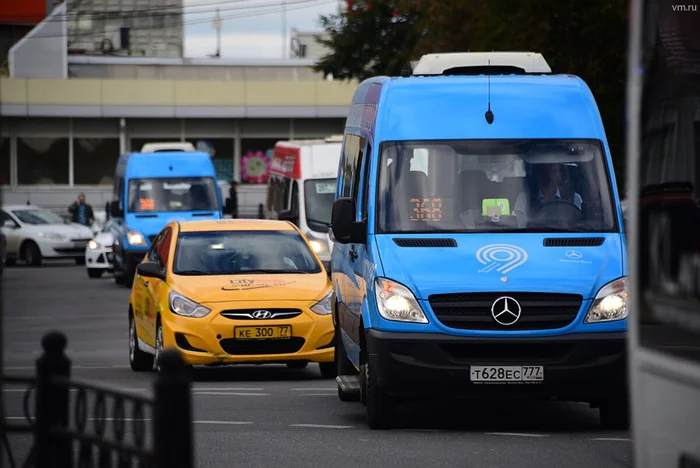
left=599, top=399, right=630, bottom=430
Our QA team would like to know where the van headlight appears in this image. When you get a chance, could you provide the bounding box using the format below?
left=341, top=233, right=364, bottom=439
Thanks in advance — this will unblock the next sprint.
left=375, top=277, right=428, bottom=324
left=310, top=290, right=333, bottom=315
left=127, top=230, right=147, bottom=247
left=308, top=239, right=329, bottom=257
left=169, top=291, right=212, bottom=318
left=584, top=277, right=628, bottom=323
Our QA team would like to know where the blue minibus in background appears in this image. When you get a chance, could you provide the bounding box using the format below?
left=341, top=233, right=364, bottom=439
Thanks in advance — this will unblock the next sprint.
left=330, top=52, right=628, bottom=429
left=108, top=148, right=223, bottom=286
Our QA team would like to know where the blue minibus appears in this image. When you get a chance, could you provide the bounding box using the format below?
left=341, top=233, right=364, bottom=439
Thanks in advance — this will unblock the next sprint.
left=330, top=52, right=628, bottom=430
left=108, top=149, right=223, bottom=285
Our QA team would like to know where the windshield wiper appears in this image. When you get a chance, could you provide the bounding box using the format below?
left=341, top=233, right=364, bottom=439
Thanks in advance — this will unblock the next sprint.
left=496, top=227, right=585, bottom=233
left=175, top=270, right=209, bottom=275
left=233, top=269, right=311, bottom=274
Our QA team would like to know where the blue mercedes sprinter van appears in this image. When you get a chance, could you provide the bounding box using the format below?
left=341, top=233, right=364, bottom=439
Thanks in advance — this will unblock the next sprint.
left=108, top=150, right=223, bottom=285
left=330, top=52, right=627, bottom=429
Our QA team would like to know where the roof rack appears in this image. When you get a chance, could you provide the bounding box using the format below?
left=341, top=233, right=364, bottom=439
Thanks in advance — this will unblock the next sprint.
left=411, top=52, right=552, bottom=76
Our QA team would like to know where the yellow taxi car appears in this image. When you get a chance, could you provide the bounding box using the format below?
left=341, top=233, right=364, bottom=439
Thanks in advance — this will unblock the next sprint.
left=127, top=219, right=336, bottom=377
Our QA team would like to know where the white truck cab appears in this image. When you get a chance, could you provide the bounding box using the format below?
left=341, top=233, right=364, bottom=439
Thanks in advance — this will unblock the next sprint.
left=265, top=136, right=343, bottom=272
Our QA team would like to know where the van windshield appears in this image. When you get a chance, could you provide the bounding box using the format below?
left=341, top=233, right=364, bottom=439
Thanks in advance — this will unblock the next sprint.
left=127, top=177, right=219, bottom=213
left=304, top=178, right=336, bottom=233
left=376, top=139, right=618, bottom=233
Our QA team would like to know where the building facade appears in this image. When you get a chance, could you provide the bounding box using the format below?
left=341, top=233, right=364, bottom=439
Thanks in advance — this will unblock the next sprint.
left=0, top=58, right=356, bottom=215
left=1, top=5, right=357, bottom=216
left=66, top=0, right=184, bottom=58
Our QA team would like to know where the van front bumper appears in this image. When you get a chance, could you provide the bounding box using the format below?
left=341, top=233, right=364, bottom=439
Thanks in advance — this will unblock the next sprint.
left=366, top=329, right=627, bottom=403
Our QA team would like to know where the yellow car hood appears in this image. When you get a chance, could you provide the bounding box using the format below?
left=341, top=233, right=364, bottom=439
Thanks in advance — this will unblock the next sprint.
left=171, top=273, right=331, bottom=304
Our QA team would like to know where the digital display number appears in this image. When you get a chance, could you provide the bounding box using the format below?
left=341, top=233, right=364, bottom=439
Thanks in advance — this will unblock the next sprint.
left=409, top=198, right=453, bottom=222
left=139, top=198, right=155, bottom=211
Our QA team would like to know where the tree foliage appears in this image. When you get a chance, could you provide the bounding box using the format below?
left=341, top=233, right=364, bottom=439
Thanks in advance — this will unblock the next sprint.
left=314, top=1, right=424, bottom=80
left=314, top=0, right=629, bottom=175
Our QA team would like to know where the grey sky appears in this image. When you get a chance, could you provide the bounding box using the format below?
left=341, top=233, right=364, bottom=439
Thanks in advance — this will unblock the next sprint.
left=183, top=0, right=343, bottom=58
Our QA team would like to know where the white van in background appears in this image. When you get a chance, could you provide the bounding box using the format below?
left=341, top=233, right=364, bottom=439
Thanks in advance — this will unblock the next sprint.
left=140, top=142, right=196, bottom=153
left=265, top=136, right=343, bottom=271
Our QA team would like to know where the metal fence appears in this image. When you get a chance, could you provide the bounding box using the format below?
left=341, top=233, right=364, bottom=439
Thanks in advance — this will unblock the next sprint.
left=1, top=331, right=194, bottom=468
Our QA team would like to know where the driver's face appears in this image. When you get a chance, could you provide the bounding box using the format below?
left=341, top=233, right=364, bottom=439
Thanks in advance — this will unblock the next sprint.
left=536, top=164, right=562, bottom=185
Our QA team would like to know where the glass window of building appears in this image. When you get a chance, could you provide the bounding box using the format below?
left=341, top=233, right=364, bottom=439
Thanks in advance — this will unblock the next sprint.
left=17, top=137, right=69, bottom=185
left=0, top=138, right=9, bottom=185
left=74, top=138, right=120, bottom=185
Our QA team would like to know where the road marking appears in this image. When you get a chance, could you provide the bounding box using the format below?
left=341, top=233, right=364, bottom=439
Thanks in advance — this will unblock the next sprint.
left=402, top=429, right=446, bottom=432
left=6, top=417, right=149, bottom=422
left=485, top=432, right=549, bottom=438
left=193, top=392, right=269, bottom=396
left=291, top=388, right=335, bottom=391
left=194, top=421, right=253, bottom=425
left=290, top=424, right=353, bottom=429
left=3, top=388, right=147, bottom=393
left=591, top=437, right=631, bottom=441
left=299, top=393, right=337, bottom=396
left=194, top=387, right=265, bottom=391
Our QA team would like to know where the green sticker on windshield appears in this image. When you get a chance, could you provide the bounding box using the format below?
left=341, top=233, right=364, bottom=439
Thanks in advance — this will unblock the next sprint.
left=482, top=198, right=510, bottom=216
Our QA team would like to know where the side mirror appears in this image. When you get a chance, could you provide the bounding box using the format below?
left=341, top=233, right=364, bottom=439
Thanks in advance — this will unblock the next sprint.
left=110, top=200, right=124, bottom=218
left=136, top=261, right=165, bottom=280
left=278, top=209, right=298, bottom=225
left=330, top=198, right=366, bottom=244
left=3, top=220, right=17, bottom=229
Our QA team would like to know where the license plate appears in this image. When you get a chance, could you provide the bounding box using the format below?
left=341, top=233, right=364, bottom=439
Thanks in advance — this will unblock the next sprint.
left=470, top=366, right=544, bottom=383
left=234, top=325, right=291, bottom=340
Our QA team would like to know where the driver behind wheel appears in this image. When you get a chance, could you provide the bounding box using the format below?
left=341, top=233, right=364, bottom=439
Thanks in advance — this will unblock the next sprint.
left=514, top=163, right=583, bottom=215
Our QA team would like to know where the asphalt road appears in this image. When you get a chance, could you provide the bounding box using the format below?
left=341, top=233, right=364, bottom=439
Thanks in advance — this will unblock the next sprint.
left=2, top=263, right=632, bottom=468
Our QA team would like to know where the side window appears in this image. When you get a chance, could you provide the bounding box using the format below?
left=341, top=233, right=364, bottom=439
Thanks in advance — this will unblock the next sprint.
left=0, top=210, right=16, bottom=225
left=361, top=142, right=372, bottom=220
left=340, top=134, right=366, bottom=199
left=157, top=229, right=173, bottom=269
left=291, top=181, right=299, bottom=214
left=282, top=178, right=292, bottom=211
left=147, top=231, right=165, bottom=263
left=114, top=177, right=124, bottom=207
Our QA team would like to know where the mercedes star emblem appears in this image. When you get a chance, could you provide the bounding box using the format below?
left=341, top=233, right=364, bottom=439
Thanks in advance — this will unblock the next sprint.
left=490, top=296, right=522, bottom=326
left=252, top=310, right=272, bottom=319
left=565, top=250, right=583, bottom=259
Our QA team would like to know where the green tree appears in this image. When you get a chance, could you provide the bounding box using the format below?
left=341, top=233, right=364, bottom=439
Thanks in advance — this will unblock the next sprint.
left=313, top=1, right=423, bottom=80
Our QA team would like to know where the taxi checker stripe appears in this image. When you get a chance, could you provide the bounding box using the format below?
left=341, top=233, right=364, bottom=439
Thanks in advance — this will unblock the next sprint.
left=476, top=244, right=528, bottom=274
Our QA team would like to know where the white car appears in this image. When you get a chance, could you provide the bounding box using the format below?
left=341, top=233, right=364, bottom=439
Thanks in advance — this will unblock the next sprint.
left=86, top=223, right=115, bottom=278
left=0, top=204, right=95, bottom=266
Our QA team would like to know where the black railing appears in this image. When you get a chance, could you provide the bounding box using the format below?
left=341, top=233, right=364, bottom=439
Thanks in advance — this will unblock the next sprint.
left=1, top=331, right=194, bottom=468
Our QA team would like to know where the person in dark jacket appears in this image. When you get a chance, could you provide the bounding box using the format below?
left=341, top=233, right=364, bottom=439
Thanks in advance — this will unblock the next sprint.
left=226, top=180, right=239, bottom=218
left=68, top=192, right=95, bottom=227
